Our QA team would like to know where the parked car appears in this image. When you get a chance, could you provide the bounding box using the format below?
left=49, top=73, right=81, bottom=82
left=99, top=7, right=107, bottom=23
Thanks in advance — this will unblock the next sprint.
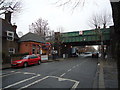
left=92, top=52, right=99, bottom=58
left=83, top=52, right=92, bottom=57
left=71, top=53, right=79, bottom=57
left=11, top=55, right=41, bottom=68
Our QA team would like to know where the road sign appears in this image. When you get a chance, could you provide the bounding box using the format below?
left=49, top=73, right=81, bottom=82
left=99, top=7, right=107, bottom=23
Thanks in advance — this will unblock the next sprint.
left=79, top=31, right=83, bottom=35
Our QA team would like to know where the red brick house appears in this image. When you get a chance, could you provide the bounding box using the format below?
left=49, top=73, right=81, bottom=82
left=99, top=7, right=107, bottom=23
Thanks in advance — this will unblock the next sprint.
left=19, top=32, right=50, bottom=55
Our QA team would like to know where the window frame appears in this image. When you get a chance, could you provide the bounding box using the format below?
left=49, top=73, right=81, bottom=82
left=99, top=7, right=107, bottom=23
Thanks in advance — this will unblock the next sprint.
left=8, top=48, right=15, bottom=54
left=7, top=31, right=14, bottom=41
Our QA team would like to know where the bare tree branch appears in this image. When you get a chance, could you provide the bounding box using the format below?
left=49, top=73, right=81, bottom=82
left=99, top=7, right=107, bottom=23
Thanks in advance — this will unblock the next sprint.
left=54, top=0, right=86, bottom=11
left=29, top=18, right=51, bottom=40
left=0, top=0, right=22, bottom=15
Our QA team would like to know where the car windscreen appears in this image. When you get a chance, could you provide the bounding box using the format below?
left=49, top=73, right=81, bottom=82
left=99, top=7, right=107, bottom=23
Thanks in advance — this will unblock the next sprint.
left=20, top=55, right=29, bottom=59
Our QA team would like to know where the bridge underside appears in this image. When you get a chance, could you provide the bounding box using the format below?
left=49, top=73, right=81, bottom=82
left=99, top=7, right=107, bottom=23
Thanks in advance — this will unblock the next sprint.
left=62, top=40, right=110, bottom=46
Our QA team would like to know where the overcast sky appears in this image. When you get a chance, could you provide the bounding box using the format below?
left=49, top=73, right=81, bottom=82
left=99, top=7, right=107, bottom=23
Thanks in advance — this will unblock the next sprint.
left=11, top=0, right=113, bottom=35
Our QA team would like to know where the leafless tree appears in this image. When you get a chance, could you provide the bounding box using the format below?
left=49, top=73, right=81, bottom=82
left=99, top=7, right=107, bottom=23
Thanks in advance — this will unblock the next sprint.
left=0, top=0, right=22, bottom=15
left=88, top=11, right=112, bottom=58
left=29, top=18, right=50, bottom=40
left=88, top=8, right=112, bottom=29
left=54, top=0, right=86, bottom=11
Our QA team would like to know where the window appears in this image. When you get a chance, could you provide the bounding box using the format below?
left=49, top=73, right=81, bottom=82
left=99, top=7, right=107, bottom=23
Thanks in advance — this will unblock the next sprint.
left=30, top=55, right=38, bottom=59
left=9, top=48, right=15, bottom=55
left=7, top=31, right=14, bottom=41
left=32, top=48, right=35, bottom=54
left=32, top=44, right=36, bottom=47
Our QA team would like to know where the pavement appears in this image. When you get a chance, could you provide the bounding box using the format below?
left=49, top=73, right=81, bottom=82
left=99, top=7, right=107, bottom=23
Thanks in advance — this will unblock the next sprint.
left=98, top=58, right=118, bottom=88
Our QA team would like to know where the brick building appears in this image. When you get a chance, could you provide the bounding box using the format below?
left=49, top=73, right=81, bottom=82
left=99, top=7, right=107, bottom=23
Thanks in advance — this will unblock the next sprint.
left=1, top=11, right=19, bottom=64
left=19, top=32, right=50, bottom=55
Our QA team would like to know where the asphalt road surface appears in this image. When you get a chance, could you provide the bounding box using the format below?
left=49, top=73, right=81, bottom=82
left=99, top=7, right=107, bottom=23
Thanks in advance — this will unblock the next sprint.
left=1, top=56, right=98, bottom=89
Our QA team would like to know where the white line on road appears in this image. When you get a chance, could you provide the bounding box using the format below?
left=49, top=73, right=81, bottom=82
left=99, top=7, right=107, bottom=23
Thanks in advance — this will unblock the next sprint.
left=72, top=66, right=76, bottom=69
left=60, top=73, right=66, bottom=77
left=67, top=69, right=72, bottom=72
left=49, top=76, right=80, bottom=89
left=17, top=76, right=49, bottom=90
left=0, top=72, right=21, bottom=78
left=23, top=72, right=36, bottom=75
left=71, top=82, right=80, bottom=90
left=78, top=60, right=87, bottom=66
left=3, top=74, right=41, bottom=89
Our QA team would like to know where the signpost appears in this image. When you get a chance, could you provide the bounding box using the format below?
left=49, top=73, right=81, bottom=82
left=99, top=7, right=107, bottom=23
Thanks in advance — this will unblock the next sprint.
left=41, top=55, right=48, bottom=62
left=79, top=31, right=83, bottom=35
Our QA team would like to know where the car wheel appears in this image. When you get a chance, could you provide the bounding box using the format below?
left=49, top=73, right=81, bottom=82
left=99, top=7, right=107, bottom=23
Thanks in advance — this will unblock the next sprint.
left=23, top=62, right=28, bottom=67
left=38, top=60, right=41, bottom=65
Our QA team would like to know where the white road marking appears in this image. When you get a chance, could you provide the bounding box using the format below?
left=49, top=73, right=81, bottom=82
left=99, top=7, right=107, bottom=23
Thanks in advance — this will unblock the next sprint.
left=23, top=72, right=36, bottom=75
left=72, top=66, right=76, bottom=68
left=58, top=78, right=66, bottom=81
left=77, top=60, right=87, bottom=66
left=49, top=76, right=79, bottom=89
left=71, top=82, right=79, bottom=90
left=60, top=73, right=66, bottom=77
left=3, top=74, right=41, bottom=89
left=18, top=76, right=49, bottom=90
left=67, top=69, right=72, bottom=72
left=0, top=72, right=21, bottom=78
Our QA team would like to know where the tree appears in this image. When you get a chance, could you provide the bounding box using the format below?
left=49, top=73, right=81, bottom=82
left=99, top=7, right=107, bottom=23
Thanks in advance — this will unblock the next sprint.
left=29, top=18, right=51, bottom=40
left=88, top=11, right=112, bottom=59
left=55, top=0, right=86, bottom=10
left=0, top=0, right=22, bottom=15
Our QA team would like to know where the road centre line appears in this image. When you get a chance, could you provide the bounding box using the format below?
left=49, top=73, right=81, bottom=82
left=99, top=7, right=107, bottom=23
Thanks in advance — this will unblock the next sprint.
left=67, top=69, right=72, bottom=72
left=3, top=74, right=41, bottom=89
left=17, top=76, right=49, bottom=90
left=72, top=66, right=76, bottom=68
left=77, top=60, right=87, bottom=66
left=60, top=73, right=66, bottom=77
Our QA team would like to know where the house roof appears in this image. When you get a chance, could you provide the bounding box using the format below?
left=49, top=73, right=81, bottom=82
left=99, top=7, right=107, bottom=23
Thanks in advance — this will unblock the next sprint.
left=19, top=32, right=45, bottom=43
left=1, top=18, right=19, bottom=39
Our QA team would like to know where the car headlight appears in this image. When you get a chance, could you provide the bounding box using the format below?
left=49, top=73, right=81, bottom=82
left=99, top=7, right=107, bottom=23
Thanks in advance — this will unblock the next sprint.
left=17, top=61, right=22, bottom=63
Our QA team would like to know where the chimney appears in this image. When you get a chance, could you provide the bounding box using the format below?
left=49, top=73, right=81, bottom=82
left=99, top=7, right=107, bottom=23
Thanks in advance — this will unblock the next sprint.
left=12, top=25, right=17, bottom=32
left=5, top=11, right=12, bottom=23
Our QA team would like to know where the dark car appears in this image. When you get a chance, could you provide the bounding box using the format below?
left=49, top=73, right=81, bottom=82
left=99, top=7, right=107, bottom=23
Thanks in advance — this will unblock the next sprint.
left=11, top=55, right=41, bottom=68
left=92, top=52, right=99, bottom=58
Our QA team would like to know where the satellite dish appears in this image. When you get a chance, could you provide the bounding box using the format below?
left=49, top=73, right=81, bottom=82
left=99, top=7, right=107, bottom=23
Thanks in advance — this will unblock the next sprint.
left=18, top=31, right=23, bottom=37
